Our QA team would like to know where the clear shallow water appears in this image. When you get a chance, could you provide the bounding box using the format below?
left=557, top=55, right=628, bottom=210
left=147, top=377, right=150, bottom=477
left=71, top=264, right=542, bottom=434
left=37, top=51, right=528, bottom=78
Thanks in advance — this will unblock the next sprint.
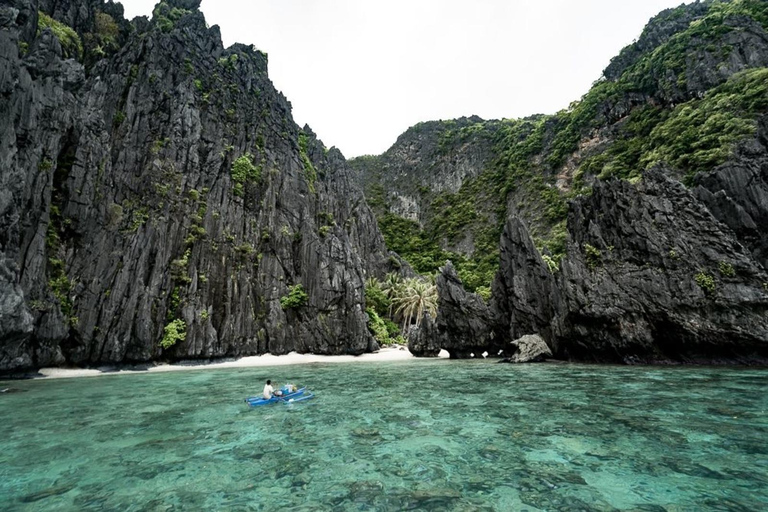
left=1, top=361, right=767, bottom=511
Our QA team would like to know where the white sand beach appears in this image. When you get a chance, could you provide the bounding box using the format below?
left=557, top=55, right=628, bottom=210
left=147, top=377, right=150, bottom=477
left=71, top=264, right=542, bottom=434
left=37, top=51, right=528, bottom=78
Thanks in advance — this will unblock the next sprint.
left=33, top=347, right=450, bottom=379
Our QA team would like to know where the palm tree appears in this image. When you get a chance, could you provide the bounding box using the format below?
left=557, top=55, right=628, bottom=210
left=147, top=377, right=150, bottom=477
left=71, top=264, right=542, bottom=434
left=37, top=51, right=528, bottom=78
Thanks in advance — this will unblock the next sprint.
left=391, top=278, right=437, bottom=331
left=381, top=272, right=402, bottom=316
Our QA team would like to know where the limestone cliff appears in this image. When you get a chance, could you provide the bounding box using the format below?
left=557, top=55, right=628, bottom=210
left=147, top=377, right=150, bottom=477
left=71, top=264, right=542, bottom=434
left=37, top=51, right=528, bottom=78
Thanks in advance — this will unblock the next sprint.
left=0, top=0, right=395, bottom=371
left=355, top=1, right=768, bottom=296
left=396, top=0, right=768, bottom=363
left=411, top=169, right=768, bottom=364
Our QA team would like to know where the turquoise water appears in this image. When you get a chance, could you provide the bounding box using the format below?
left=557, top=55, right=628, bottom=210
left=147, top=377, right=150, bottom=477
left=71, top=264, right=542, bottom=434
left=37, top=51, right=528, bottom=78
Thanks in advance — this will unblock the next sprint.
left=1, top=361, right=767, bottom=511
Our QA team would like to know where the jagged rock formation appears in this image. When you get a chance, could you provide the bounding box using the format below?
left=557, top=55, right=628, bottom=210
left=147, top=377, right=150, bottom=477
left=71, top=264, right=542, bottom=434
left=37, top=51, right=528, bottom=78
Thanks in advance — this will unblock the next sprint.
left=4, top=0, right=768, bottom=370
left=355, top=1, right=768, bottom=294
left=423, top=169, right=768, bottom=364
left=0, top=0, right=395, bottom=372
left=504, top=334, right=552, bottom=363
left=601, top=0, right=768, bottom=104
left=693, top=117, right=768, bottom=271
left=601, top=2, right=711, bottom=83
left=362, top=0, right=768, bottom=363
left=349, top=116, right=512, bottom=291
left=351, top=115, right=497, bottom=223
left=408, top=261, right=497, bottom=358
left=491, top=218, right=560, bottom=343
left=553, top=169, right=768, bottom=363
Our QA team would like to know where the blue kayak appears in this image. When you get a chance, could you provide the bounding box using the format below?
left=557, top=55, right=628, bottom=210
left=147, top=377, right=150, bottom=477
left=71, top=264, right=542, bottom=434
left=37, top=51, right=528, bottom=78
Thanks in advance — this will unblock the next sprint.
left=244, top=387, right=307, bottom=407
left=245, top=386, right=305, bottom=402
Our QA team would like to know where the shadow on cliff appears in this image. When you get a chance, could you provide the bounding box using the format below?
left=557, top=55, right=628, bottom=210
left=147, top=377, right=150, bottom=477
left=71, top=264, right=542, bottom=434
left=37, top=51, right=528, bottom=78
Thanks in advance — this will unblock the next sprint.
left=410, top=168, right=768, bottom=365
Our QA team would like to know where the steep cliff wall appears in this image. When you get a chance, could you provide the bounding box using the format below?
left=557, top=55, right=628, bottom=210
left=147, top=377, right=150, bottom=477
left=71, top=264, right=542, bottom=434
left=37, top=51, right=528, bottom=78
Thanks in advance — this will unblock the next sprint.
left=350, top=116, right=511, bottom=292
left=413, top=169, right=768, bottom=364
left=3, top=0, right=768, bottom=370
left=0, top=0, right=395, bottom=371
left=355, top=1, right=768, bottom=299
left=398, top=0, right=768, bottom=363
left=552, top=169, right=768, bottom=363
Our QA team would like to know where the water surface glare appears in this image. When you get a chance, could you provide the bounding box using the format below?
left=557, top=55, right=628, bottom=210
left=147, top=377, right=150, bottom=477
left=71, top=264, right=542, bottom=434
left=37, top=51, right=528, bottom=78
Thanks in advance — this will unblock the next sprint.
left=1, top=361, right=767, bottom=511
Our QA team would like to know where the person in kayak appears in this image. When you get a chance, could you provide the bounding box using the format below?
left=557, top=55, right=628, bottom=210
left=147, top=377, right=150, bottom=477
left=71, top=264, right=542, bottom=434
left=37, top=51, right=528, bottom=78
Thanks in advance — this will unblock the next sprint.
left=263, top=380, right=283, bottom=399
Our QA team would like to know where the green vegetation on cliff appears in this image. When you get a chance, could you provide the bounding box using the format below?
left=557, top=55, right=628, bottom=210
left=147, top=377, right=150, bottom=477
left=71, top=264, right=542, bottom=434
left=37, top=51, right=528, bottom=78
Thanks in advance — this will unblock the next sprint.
left=365, top=115, right=570, bottom=289
left=357, top=0, right=768, bottom=290
left=152, top=1, right=191, bottom=33
left=578, top=68, right=768, bottom=184
left=280, top=284, right=309, bottom=310
left=160, top=319, right=187, bottom=349
left=38, top=12, right=82, bottom=60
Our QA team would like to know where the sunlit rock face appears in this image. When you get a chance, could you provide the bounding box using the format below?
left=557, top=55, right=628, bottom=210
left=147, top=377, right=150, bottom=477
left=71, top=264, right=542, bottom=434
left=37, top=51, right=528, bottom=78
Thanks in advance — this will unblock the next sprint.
left=0, top=0, right=397, bottom=371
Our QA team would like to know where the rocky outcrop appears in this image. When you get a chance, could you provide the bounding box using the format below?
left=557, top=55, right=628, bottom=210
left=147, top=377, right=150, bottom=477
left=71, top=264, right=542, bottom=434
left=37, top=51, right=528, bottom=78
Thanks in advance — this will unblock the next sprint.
left=378, top=0, right=768, bottom=364
left=554, top=168, right=768, bottom=363
left=408, top=261, right=499, bottom=359
left=352, top=116, right=498, bottom=208
left=693, top=116, right=768, bottom=271
left=349, top=116, right=503, bottom=257
left=4, top=0, right=768, bottom=371
left=491, top=217, right=560, bottom=342
left=603, top=2, right=710, bottom=82
left=504, top=334, right=552, bottom=363
left=405, top=313, right=440, bottom=358
left=604, top=2, right=768, bottom=104
left=421, top=169, right=768, bottom=364
left=0, top=0, right=394, bottom=371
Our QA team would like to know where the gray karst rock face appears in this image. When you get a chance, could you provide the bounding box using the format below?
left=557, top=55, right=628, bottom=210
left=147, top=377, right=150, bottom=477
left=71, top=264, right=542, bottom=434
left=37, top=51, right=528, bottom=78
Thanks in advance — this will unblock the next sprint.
left=4, top=0, right=768, bottom=371
left=355, top=1, right=768, bottom=365
left=490, top=217, right=560, bottom=344
left=693, top=117, right=768, bottom=271
left=349, top=115, right=501, bottom=258
left=407, top=261, right=498, bottom=359
left=553, top=169, right=768, bottom=363
left=421, top=169, right=768, bottom=364
left=604, top=3, right=768, bottom=104
left=0, top=0, right=394, bottom=371
left=505, top=334, right=552, bottom=363
left=406, top=312, right=440, bottom=358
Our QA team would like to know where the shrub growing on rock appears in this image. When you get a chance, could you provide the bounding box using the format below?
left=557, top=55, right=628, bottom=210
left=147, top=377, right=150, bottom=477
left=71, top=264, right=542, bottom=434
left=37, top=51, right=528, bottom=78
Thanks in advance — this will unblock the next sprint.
left=695, top=272, right=716, bottom=294
left=280, top=284, right=308, bottom=309
left=38, top=12, right=82, bottom=59
left=160, top=319, right=186, bottom=349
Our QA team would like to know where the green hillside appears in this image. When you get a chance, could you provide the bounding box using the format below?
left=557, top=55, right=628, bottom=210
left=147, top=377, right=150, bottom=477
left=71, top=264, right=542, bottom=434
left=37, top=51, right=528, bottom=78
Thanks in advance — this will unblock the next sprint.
left=352, top=0, right=768, bottom=292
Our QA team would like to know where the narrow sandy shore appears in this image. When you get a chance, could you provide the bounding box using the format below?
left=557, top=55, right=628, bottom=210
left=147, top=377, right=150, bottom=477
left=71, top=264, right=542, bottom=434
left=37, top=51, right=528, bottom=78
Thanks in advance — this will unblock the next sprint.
left=31, top=347, right=450, bottom=380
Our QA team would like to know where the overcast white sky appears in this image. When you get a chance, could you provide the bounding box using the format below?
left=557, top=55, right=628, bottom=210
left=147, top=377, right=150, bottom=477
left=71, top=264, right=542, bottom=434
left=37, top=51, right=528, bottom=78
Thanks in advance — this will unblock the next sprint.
left=121, top=0, right=690, bottom=157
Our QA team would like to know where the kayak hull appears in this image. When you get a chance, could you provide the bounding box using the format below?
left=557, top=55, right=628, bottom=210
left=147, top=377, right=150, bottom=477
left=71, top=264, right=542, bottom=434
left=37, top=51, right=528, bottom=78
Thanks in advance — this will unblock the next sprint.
left=245, top=387, right=305, bottom=402
left=245, top=387, right=307, bottom=407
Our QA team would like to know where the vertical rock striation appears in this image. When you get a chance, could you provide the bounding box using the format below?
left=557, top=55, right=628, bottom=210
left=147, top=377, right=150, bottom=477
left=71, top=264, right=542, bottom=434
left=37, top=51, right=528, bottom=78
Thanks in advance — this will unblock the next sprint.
left=421, top=169, right=768, bottom=364
left=553, top=169, right=768, bottom=363
left=0, top=0, right=394, bottom=371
